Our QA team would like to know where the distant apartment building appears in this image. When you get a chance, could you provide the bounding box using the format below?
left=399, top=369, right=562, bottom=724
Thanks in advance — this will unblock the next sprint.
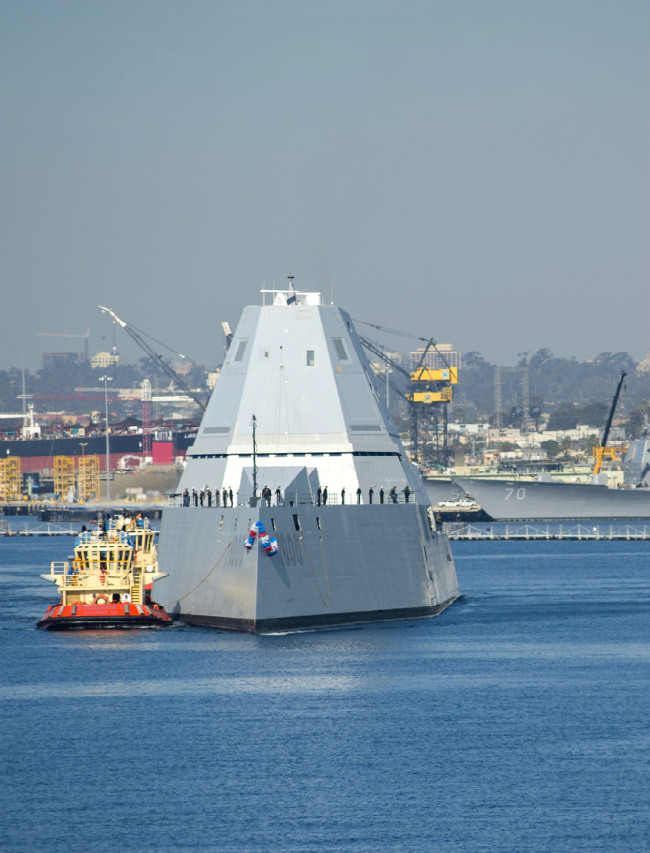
left=41, top=352, right=86, bottom=369
left=90, top=350, right=120, bottom=369
left=409, top=344, right=462, bottom=372
left=368, top=351, right=403, bottom=376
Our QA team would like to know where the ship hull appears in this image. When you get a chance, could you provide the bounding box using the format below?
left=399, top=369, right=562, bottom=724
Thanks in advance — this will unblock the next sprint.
left=181, top=603, right=452, bottom=633
left=1, top=430, right=196, bottom=473
left=157, top=504, right=459, bottom=634
left=36, top=602, right=172, bottom=630
left=452, top=477, right=650, bottom=521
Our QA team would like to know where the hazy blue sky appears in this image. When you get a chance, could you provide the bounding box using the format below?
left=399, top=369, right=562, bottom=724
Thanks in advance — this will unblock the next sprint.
left=1, top=0, right=648, bottom=375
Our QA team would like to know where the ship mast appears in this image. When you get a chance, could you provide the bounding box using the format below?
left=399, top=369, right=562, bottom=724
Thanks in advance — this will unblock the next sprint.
left=251, top=414, right=258, bottom=502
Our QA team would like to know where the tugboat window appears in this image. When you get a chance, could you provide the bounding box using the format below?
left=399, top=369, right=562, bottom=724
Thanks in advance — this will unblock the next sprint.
left=306, top=350, right=315, bottom=367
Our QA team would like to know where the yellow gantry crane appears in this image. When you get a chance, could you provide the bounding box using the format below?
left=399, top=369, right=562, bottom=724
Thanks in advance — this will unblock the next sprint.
left=357, top=327, right=458, bottom=467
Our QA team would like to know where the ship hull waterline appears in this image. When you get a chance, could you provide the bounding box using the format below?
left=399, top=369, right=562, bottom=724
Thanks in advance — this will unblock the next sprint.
left=179, top=602, right=455, bottom=634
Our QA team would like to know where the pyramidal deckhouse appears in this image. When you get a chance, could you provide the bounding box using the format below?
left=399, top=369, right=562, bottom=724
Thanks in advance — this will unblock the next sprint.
left=156, top=285, right=459, bottom=633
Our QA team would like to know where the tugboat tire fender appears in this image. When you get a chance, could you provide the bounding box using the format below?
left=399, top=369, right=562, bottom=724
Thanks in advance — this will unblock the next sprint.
left=93, top=594, right=110, bottom=604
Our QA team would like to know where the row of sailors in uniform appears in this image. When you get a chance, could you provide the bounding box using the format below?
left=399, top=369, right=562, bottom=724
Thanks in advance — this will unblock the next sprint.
left=181, top=483, right=412, bottom=507
left=182, top=487, right=234, bottom=507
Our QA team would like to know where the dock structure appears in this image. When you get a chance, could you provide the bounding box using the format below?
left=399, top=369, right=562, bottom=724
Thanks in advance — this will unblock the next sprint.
left=1, top=520, right=93, bottom=536
left=443, top=522, right=650, bottom=541
left=3, top=517, right=648, bottom=541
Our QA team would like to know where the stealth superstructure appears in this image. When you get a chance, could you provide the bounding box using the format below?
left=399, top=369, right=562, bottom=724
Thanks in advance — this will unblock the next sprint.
left=156, top=287, right=459, bottom=632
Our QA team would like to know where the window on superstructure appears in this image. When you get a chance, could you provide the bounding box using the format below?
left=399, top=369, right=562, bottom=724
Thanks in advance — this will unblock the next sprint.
left=234, top=340, right=248, bottom=361
left=332, top=338, right=349, bottom=361
left=306, top=350, right=315, bottom=367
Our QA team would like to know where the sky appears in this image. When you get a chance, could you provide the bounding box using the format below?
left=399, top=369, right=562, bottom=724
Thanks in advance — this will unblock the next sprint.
left=1, top=0, right=648, bottom=376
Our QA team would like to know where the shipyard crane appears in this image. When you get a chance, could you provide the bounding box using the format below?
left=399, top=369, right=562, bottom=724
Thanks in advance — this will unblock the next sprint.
left=592, top=370, right=627, bottom=475
left=355, top=332, right=411, bottom=397
left=36, top=329, right=103, bottom=361
left=98, top=306, right=208, bottom=411
left=356, top=322, right=458, bottom=467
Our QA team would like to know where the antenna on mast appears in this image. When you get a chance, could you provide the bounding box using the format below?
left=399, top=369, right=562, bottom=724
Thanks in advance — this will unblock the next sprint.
left=287, top=275, right=296, bottom=305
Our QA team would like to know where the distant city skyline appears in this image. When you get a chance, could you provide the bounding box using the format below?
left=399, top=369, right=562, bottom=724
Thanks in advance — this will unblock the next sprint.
left=5, top=326, right=647, bottom=377
left=1, top=1, right=648, bottom=372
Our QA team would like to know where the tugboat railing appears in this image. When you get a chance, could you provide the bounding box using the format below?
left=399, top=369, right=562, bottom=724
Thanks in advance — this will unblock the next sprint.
left=49, top=559, right=134, bottom=585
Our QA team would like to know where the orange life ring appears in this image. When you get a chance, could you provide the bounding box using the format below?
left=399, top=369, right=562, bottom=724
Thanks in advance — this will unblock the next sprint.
left=93, top=594, right=110, bottom=604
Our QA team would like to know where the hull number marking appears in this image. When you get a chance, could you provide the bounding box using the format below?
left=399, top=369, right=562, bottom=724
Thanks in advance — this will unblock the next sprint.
left=505, top=487, right=526, bottom=501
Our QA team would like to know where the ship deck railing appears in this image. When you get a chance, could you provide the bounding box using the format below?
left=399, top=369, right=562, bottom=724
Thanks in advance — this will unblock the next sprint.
left=168, top=490, right=420, bottom=508
left=77, top=529, right=135, bottom=545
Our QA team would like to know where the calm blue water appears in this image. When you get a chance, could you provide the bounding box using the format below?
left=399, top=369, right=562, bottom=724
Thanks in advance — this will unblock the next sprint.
left=1, top=537, right=648, bottom=853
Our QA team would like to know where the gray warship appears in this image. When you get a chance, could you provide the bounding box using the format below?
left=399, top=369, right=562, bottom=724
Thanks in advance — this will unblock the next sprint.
left=156, top=285, right=459, bottom=633
left=450, top=439, right=650, bottom=521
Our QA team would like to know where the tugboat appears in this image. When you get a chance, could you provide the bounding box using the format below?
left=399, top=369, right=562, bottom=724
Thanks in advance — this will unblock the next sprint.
left=37, top=513, right=172, bottom=629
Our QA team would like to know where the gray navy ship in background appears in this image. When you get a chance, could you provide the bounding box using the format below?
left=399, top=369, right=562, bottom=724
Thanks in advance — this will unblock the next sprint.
left=448, top=439, right=650, bottom=521
left=156, top=284, right=459, bottom=633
